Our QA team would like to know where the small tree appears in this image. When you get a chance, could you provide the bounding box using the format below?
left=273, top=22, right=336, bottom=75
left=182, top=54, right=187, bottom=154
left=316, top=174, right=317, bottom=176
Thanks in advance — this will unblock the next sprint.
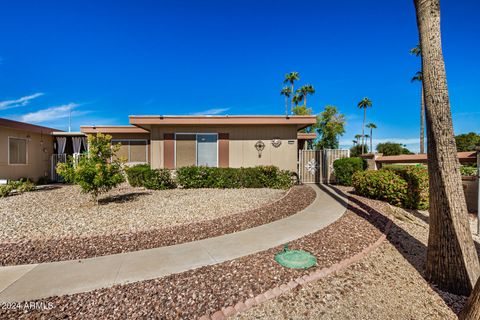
left=56, top=133, right=125, bottom=203
left=315, top=105, right=346, bottom=149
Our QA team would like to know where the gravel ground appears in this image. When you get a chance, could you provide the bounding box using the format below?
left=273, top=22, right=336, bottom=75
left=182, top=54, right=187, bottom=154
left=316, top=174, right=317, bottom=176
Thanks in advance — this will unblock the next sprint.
left=0, top=185, right=315, bottom=265
left=0, top=186, right=385, bottom=319
left=0, top=184, right=284, bottom=241
left=237, top=186, right=471, bottom=319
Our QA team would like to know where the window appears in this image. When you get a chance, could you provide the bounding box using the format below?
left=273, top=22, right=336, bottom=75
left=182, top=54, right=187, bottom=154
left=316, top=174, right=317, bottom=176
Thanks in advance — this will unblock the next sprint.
left=175, top=133, right=218, bottom=168
left=9, top=137, right=27, bottom=165
left=112, top=140, right=148, bottom=163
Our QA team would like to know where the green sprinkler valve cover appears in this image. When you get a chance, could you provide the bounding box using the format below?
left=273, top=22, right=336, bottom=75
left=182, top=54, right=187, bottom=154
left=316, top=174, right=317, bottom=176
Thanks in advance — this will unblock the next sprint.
left=275, top=243, right=317, bottom=269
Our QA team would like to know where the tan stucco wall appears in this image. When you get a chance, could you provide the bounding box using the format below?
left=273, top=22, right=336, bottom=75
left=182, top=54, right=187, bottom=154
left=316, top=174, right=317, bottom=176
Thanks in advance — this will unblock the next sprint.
left=0, top=127, right=54, bottom=181
left=149, top=125, right=298, bottom=171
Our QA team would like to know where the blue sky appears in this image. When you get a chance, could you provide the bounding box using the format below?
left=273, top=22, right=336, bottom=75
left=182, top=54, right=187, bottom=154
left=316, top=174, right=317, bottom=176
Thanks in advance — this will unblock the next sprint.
left=0, top=0, right=478, bottom=152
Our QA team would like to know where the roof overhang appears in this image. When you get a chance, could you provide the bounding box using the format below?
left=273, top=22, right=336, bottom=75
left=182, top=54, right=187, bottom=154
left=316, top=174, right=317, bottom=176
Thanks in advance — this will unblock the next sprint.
left=0, top=117, right=60, bottom=134
left=297, top=132, right=317, bottom=140
left=129, top=115, right=317, bottom=131
left=376, top=151, right=476, bottom=164
left=80, top=125, right=149, bottom=134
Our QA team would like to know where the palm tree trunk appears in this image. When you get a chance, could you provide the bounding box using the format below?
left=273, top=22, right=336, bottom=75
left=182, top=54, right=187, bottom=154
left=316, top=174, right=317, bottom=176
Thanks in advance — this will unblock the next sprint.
left=370, top=128, right=373, bottom=154
left=304, top=95, right=307, bottom=107
left=420, top=86, right=425, bottom=153
left=291, top=84, right=294, bottom=114
left=285, top=96, right=288, bottom=117
left=361, top=108, right=366, bottom=154
left=414, top=0, right=480, bottom=295
left=460, top=279, right=480, bottom=319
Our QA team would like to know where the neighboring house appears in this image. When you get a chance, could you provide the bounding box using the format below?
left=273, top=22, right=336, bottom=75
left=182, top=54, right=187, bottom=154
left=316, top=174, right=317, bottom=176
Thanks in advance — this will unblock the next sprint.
left=0, top=118, right=58, bottom=181
left=82, top=115, right=316, bottom=172
left=1, top=115, right=316, bottom=181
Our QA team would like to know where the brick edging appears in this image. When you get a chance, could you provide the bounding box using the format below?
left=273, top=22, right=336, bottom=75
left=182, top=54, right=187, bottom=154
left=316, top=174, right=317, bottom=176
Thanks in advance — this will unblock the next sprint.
left=200, top=220, right=393, bottom=320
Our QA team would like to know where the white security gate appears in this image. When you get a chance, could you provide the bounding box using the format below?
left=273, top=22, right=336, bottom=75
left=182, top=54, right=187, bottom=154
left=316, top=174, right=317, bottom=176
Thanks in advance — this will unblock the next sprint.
left=51, top=154, right=67, bottom=182
left=298, top=149, right=350, bottom=184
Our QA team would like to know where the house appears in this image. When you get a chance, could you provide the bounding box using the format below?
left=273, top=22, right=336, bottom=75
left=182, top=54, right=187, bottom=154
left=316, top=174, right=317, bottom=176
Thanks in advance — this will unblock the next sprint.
left=0, top=118, right=58, bottom=181
left=81, top=115, right=317, bottom=172
left=1, top=115, right=316, bottom=181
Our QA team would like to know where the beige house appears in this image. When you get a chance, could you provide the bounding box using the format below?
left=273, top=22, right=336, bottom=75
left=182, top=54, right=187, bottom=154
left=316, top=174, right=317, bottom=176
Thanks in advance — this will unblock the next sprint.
left=1, top=115, right=316, bottom=181
left=82, top=115, right=316, bottom=172
left=0, top=118, right=58, bottom=181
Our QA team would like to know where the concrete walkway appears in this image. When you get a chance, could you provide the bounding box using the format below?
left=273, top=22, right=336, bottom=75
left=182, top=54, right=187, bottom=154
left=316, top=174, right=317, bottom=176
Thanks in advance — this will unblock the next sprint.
left=0, top=184, right=347, bottom=303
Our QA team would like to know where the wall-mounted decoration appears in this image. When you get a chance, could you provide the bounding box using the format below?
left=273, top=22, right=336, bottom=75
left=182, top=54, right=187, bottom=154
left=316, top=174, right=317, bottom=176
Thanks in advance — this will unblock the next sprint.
left=271, top=138, right=282, bottom=148
left=255, top=140, right=265, bottom=158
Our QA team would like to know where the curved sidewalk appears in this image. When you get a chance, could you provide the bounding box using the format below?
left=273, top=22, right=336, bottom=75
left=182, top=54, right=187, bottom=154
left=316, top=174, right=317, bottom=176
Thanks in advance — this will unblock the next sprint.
left=0, top=184, right=347, bottom=303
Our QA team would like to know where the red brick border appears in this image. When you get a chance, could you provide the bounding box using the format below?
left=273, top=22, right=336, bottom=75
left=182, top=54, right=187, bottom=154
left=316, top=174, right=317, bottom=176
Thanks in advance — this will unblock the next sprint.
left=199, top=220, right=393, bottom=319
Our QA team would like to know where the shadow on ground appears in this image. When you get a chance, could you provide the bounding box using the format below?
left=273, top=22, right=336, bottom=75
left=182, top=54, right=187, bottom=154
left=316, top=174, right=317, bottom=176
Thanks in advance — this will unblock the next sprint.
left=98, top=192, right=151, bottom=205
left=319, top=184, right=471, bottom=315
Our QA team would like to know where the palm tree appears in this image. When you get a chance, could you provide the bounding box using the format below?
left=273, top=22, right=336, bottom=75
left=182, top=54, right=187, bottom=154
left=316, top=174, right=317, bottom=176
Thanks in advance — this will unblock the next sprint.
left=283, top=72, right=300, bottom=114
left=292, top=94, right=302, bottom=107
left=280, top=86, right=292, bottom=117
left=366, top=123, right=377, bottom=154
left=413, top=0, right=480, bottom=298
left=357, top=97, right=373, bottom=154
left=352, top=140, right=357, bottom=146
left=411, top=71, right=425, bottom=154
left=296, top=84, right=315, bottom=106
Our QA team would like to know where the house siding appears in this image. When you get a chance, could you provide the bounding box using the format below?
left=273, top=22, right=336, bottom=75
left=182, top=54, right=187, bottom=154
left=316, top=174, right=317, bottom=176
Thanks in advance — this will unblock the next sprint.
left=149, top=125, right=298, bottom=171
left=0, top=127, right=54, bottom=181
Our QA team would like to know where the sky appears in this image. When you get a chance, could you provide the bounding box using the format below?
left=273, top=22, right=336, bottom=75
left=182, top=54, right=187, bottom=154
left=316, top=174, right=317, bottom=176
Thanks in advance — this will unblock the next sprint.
left=0, top=0, right=478, bottom=152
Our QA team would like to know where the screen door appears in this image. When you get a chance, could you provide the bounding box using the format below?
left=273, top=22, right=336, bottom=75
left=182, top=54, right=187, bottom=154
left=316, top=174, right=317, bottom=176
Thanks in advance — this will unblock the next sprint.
left=196, top=134, right=217, bottom=167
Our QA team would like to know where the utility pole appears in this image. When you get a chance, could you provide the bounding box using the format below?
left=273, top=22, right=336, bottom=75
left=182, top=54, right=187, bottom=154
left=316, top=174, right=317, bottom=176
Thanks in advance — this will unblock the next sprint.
left=68, top=107, right=72, bottom=133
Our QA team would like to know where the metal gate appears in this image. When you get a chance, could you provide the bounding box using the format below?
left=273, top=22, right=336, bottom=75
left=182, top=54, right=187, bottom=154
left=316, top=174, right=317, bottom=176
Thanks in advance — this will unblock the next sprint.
left=51, top=154, right=67, bottom=182
left=298, top=149, right=350, bottom=184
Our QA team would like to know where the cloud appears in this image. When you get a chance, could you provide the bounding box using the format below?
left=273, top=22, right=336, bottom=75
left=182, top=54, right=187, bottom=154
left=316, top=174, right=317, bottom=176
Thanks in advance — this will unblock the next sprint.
left=19, top=103, right=83, bottom=123
left=0, top=93, right=44, bottom=110
left=191, top=107, right=230, bottom=115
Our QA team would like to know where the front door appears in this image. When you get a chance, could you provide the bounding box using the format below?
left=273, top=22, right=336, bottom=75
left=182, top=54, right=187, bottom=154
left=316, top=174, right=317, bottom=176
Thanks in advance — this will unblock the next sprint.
left=196, top=134, right=218, bottom=167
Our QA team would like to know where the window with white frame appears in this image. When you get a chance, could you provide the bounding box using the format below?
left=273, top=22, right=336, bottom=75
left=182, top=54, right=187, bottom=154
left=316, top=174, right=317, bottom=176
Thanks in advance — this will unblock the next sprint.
left=112, top=139, right=148, bottom=163
left=175, top=133, right=218, bottom=168
left=9, top=137, right=27, bottom=165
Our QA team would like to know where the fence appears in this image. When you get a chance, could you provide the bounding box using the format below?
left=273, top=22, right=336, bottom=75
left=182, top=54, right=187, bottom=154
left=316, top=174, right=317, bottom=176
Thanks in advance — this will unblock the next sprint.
left=298, top=149, right=350, bottom=184
left=51, top=153, right=84, bottom=182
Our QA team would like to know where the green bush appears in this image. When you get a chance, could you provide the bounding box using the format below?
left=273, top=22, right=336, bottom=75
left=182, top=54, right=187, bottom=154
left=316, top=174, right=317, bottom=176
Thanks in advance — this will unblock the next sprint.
left=460, top=165, right=477, bottom=176
left=352, top=170, right=408, bottom=207
left=143, top=169, right=176, bottom=190
left=125, top=164, right=176, bottom=190
left=176, top=166, right=292, bottom=189
left=0, top=184, right=13, bottom=197
left=16, top=179, right=36, bottom=193
left=333, top=157, right=366, bottom=186
left=125, top=164, right=151, bottom=187
left=383, top=165, right=429, bottom=209
left=56, top=133, right=125, bottom=202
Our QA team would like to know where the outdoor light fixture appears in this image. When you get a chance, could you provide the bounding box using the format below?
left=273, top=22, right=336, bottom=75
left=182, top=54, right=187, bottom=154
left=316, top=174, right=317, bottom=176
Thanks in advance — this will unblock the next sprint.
left=255, top=140, right=265, bottom=158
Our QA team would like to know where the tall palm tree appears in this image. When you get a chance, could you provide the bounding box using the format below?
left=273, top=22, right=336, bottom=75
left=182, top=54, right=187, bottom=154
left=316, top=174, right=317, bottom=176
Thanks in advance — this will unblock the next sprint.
left=413, top=0, right=480, bottom=298
left=366, top=122, right=377, bottom=154
left=357, top=97, right=373, bottom=154
left=352, top=140, right=357, bottom=146
left=292, top=94, right=302, bottom=108
left=283, top=72, right=300, bottom=114
left=296, top=84, right=315, bottom=106
left=280, top=86, right=292, bottom=117
left=411, top=71, right=425, bottom=154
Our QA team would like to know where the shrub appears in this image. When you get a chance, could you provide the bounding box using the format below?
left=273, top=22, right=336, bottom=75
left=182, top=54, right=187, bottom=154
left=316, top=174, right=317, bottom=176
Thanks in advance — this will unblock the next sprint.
left=333, top=157, right=366, bottom=186
left=57, top=133, right=125, bottom=203
left=352, top=170, right=408, bottom=207
left=143, top=169, right=176, bottom=190
left=125, top=164, right=151, bottom=187
left=383, top=165, right=429, bottom=209
left=0, top=184, right=13, bottom=197
left=16, top=179, right=36, bottom=193
left=460, top=165, right=477, bottom=176
left=176, top=166, right=292, bottom=189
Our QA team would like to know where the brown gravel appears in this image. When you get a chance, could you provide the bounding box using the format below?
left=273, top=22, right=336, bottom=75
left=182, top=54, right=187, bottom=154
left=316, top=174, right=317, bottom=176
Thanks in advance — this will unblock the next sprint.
left=0, top=185, right=315, bottom=265
left=0, top=186, right=386, bottom=319
left=237, top=186, right=472, bottom=319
